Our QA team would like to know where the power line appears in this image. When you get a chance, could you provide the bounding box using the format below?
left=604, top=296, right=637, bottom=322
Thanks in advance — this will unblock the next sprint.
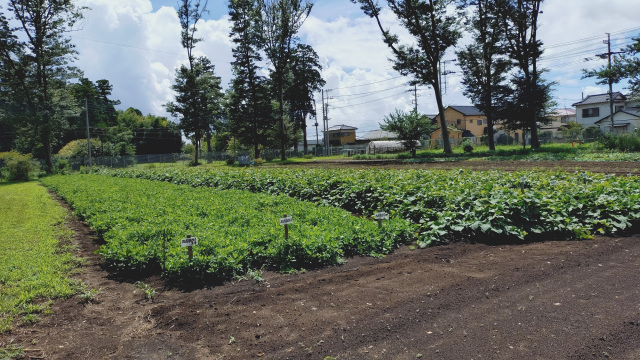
left=331, top=84, right=406, bottom=98
left=331, top=90, right=409, bottom=110
left=327, top=75, right=405, bottom=90
left=70, top=35, right=182, bottom=56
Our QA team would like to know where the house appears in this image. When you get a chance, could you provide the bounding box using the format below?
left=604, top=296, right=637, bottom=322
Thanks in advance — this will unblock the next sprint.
left=594, top=108, right=640, bottom=134
left=572, top=92, right=627, bottom=129
left=539, top=108, right=577, bottom=137
left=296, top=139, right=322, bottom=152
left=325, top=124, right=357, bottom=146
left=429, top=126, right=464, bottom=148
left=431, top=105, right=524, bottom=145
left=433, top=105, right=488, bottom=137
left=572, top=92, right=640, bottom=133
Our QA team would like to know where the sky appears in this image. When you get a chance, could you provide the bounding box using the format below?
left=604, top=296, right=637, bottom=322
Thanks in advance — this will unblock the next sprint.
left=4, top=0, right=640, bottom=137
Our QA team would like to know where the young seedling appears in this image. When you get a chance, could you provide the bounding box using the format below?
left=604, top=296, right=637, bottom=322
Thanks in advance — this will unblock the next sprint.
left=135, top=281, right=156, bottom=301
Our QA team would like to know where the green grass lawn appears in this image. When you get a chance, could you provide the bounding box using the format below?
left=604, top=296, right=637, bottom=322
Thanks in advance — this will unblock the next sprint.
left=0, top=182, right=81, bottom=333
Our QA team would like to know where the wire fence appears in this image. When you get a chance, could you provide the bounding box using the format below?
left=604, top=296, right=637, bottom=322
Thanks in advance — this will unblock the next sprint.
left=53, top=134, right=604, bottom=170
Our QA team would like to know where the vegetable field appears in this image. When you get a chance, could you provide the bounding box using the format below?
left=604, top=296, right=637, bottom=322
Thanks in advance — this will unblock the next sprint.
left=41, top=175, right=414, bottom=281
left=102, top=167, right=640, bottom=245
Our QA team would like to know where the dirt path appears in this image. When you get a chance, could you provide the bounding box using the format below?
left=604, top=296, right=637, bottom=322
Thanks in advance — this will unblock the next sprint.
left=2, top=211, right=639, bottom=359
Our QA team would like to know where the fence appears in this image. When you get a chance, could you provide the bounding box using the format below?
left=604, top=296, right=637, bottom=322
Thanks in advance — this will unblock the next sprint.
left=57, top=135, right=605, bottom=170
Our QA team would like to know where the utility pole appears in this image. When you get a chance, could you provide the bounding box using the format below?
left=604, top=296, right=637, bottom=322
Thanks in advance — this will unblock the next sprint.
left=407, top=84, right=418, bottom=112
left=313, top=98, right=319, bottom=156
left=596, top=33, right=623, bottom=133
left=321, top=90, right=326, bottom=155
left=441, top=60, right=456, bottom=94
left=85, top=98, right=92, bottom=171
left=322, top=89, right=332, bottom=155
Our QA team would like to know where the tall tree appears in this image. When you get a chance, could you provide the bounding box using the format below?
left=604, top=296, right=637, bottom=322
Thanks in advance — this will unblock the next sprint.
left=228, top=0, right=272, bottom=159
left=166, top=0, right=224, bottom=164
left=259, top=0, right=313, bottom=161
left=165, top=56, right=224, bottom=164
left=5, top=0, right=85, bottom=171
left=456, top=0, right=511, bottom=150
left=0, top=9, right=23, bottom=152
left=498, top=70, right=555, bottom=147
left=351, top=0, right=462, bottom=154
left=499, top=0, right=547, bottom=148
left=286, top=43, right=325, bottom=154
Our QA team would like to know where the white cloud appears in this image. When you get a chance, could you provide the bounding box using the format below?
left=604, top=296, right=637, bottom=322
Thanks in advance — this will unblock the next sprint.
left=66, top=0, right=236, bottom=118
left=5, top=0, right=640, bottom=136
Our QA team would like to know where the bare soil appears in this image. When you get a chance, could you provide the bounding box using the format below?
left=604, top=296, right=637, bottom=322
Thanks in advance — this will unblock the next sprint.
left=2, top=160, right=640, bottom=360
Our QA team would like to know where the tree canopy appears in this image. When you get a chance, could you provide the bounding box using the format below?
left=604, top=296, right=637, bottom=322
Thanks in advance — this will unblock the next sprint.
left=351, top=0, right=463, bottom=154
left=380, top=109, right=435, bottom=157
left=584, top=35, right=640, bottom=100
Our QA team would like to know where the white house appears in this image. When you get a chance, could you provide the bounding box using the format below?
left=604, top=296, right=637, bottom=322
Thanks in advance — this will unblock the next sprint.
left=539, top=108, right=577, bottom=137
left=594, top=109, right=640, bottom=134
left=572, top=92, right=628, bottom=130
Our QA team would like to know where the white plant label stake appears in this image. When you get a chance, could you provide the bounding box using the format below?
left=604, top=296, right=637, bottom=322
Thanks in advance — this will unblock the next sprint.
left=280, top=215, right=293, bottom=239
left=181, top=234, right=198, bottom=260
left=375, top=212, right=389, bottom=227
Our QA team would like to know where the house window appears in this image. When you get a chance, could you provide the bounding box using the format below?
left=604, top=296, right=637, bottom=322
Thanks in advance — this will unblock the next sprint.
left=615, top=105, right=624, bottom=112
left=483, top=119, right=487, bottom=124
left=469, top=119, right=473, bottom=124
left=477, top=119, right=482, bottom=125
left=457, top=119, right=461, bottom=125
left=582, top=108, right=600, bottom=118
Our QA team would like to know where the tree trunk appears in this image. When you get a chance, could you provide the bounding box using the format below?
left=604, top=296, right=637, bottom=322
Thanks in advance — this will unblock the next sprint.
left=302, top=113, right=308, bottom=154
left=279, top=80, right=287, bottom=161
left=433, top=82, right=452, bottom=154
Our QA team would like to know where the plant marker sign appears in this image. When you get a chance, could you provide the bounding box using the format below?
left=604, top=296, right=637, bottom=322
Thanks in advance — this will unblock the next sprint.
left=181, top=234, right=198, bottom=260
left=374, top=212, right=389, bottom=227
left=280, top=215, right=293, bottom=239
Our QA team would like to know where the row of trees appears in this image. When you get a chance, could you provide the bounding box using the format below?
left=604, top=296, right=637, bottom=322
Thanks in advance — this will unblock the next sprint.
left=353, top=0, right=553, bottom=152
left=166, top=0, right=325, bottom=163
left=0, top=1, right=181, bottom=172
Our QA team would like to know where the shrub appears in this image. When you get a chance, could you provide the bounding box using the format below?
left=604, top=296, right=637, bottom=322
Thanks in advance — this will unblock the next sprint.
left=461, top=138, right=474, bottom=153
left=226, top=158, right=235, bottom=165
left=303, top=154, right=314, bottom=159
left=0, top=152, right=36, bottom=181
left=54, top=159, right=70, bottom=174
left=599, top=132, right=640, bottom=152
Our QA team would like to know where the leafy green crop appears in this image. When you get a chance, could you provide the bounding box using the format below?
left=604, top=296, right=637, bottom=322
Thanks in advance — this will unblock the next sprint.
left=99, top=167, right=640, bottom=246
left=41, top=175, right=414, bottom=281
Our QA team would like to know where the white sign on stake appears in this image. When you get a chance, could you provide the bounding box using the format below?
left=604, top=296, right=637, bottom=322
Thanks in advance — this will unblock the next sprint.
left=279, top=216, right=293, bottom=226
left=181, top=237, right=198, bottom=247
left=374, top=212, right=389, bottom=220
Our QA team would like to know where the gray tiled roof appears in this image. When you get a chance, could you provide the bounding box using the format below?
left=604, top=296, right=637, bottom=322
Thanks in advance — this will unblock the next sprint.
left=572, top=92, right=626, bottom=106
left=594, top=108, right=640, bottom=123
left=449, top=105, right=484, bottom=116
left=327, top=124, right=357, bottom=131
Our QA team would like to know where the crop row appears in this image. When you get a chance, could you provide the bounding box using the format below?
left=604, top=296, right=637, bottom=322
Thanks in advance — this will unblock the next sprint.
left=41, top=175, right=414, bottom=281
left=101, top=167, right=640, bottom=245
